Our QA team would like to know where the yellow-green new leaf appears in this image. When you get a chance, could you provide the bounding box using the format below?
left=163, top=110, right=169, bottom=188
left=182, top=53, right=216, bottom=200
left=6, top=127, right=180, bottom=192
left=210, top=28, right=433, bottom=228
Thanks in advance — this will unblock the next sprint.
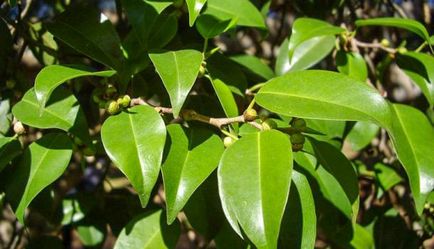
left=34, top=65, right=115, bottom=109
left=162, top=125, right=224, bottom=224
left=4, top=133, right=73, bottom=224
left=218, top=130, right=293, bottom=249
left=149, top=50, right=203, bottom=117
left=101, top=105, right=166, bottom=207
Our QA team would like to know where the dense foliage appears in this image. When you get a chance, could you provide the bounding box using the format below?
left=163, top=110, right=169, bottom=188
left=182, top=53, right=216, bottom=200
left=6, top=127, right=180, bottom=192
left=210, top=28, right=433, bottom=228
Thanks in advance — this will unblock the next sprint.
left=1, top=0, right=434, bottom=248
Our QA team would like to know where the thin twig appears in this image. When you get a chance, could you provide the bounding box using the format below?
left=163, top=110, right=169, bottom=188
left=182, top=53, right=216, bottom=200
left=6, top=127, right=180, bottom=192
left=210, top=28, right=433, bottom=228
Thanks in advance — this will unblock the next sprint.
left=354, top=39, right=397, bottom=54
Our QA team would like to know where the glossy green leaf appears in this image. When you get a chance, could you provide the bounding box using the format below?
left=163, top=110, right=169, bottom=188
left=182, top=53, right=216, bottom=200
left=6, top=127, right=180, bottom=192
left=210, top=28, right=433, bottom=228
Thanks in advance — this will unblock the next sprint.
left=374, top=163, right=402, bottom=191
left=114, top=210, right=180, bottom=249
left=186, top=0, right=207, bottom=26
left=12, top=88, right=92, bottom=146
left=336, top=51, right=368, bottom=82
left=388, top=104, right=434, bottom=212
left=34, top=65, right=115, bottom=109
left=205, top=0, right=265, bottom=28
left=256, top=70, right=392, bottom=127
left=0, top=137, right=21, bottom=172
left=101, top=105, right=166, bottom=207
left=77, top=225, right=105, bottom=247
left=230, top=55, right=274, bottom=80
left=146, top=0, right=172, bottom=13
left=356, top=18, right=431, bottom=44
left=149, top=50, right=203, bottom=117
left=351, top=224, right=374, bottom=249
left=346, top=121, right=379, bottom=151
left=148, top=12, right=178, bottom=50
left=218, top=130, right=293, bottom=249
left=4, top=133, right=73, bottom=224
left=162, top=124, right=224, bottom=224
left=206, top=53, right=247, bottom=96
left=47, top=7, right=124, bottom=70
left=288, top=18, right=344, bottom=58
left=208, top=77, right=239, bottom=120
left=396, top=52, right=434, bottom=106
left=278, top=170, right=316, bottom=249
left=196, top=14, right=237, bottom=38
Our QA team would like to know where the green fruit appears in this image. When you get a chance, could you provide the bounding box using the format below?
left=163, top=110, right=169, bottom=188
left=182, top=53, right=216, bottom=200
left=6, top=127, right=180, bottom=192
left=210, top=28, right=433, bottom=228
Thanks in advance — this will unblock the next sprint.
left=380, top=38, right=390, bottom=47
left=117, top=95, right=131, bottom=108
left=243, top=109, right=258, bottom=122
left=262, top=119, right=277, bottom=130
left=292, top=143, right=304, bottom=152
left=290, top=133, right=305, bottom=144
left=223, top=136, right=236, bottom=148
left=397, top=47, right=408, bottom=54
left=106, top=100, right=120, bottom=115
left=291, top=118, right=307, bottom=131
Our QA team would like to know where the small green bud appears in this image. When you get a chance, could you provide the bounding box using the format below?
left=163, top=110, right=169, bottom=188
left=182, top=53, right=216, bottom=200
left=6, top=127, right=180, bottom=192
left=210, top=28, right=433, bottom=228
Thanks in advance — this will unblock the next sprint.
left=290, top=133, right=305, bottom=144
left=243, top=109, right=258, bottom=122
left=106, top=100, right=120, bottom=115
left=262, top=119, right=277, bottom=131
left=198, top=61, right=206, bottom=78
left=397, top=47, right=408, bottom=54
left=292, top=143, right=304, bottom=152
left=117, top=95, right=131, bottom=108
left=223, top=136, right=236, bottom=148
left=380, top=38, right=390, bottom=47
left=13, top=121, right=25, bottom=135
left=291, top=118, right=307, bottom=132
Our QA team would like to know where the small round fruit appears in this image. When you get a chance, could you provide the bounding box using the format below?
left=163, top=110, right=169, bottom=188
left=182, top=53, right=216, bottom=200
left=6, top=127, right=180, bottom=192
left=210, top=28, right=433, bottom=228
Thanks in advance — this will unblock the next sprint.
left=397, top=47, right=408, bottom=54
left=290, top=133, right=305, bottom=144
left=223, top=136, right=236, bottom=148
left=13, top=121, right=25, bottom=135
left=243, top=109, right=258, bottom=122
left=292, top=143, right=304, bottom=152
left=380, top=38, right=390, bottom=47
left=262, top=119, right=277, bottom=130
left=106, top=100, right=120, bottom=115
left=117, top=95, right=131, bottom=108
left=291, top=118, right=307, bottom=131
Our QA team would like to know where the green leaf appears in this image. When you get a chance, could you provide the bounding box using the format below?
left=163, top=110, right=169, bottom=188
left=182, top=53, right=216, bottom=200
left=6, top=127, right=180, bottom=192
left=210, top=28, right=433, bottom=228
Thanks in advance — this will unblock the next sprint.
left=34, top=65, right=115, bottom=109
left=162, top=124, right=224, bottom=224
left=101, top=105, right=166, bottom=207
left=278, top=170, right=316, bottom=249
left=396, top=52, right=434, bottom=106
left=218, top=130, right=293, bottom=249
left=196, top=14, right=237, bottom=39
left=0, top=137, right=21, bottom=172
left=346, top=121, right=380, bottom=151
left=288, top=18, right=344, bottom=58
left=4, top=133, right=73, bottom=224
left=147, top=12, right=178, bottom=50
left=256, top=70, right=392, bottom=127
left=47, top=7, right=124, bottom=70
left=186, top=0, right=207, bottom=26
left=351, top=224, right=374, bottom=249
left=207, top=53, right=247, bottom=96
left=336, top=51, right=368, bottom=82
left=388, top=104, right=434, bottom=212
left=374, top=163, right=402, bottom=191
left=208, top=77, right=239, bottom=131
left=77, top=225, right=106, bottom=247
left=230, top=55, right=274, bottom=80
left=146, top=0, right=173, bottom=13
left=149, top=50, right=203, bottom=117
left=205, top=0, right=265, bottom=28
left=12, top=88, right=92, bottom=146
left=356, top=18, right=431, bottom=44
left=114, top=210, right=180, bottom=249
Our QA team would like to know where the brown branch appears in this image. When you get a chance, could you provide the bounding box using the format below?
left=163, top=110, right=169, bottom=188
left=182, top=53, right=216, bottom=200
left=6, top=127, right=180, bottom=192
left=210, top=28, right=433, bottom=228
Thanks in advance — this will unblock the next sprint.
left=354, top=39, right=397, bottom=54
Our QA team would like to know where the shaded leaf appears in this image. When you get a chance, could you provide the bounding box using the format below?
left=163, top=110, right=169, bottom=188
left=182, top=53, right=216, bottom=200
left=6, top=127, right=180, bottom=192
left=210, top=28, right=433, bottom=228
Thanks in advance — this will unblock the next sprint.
left=374, top=163, right=403, bottom=191
left=205, top=0, right=265, bottom=28
left=196, top=14, right=237, bottom=38
left=345, top=121, right=379, bottom=151
left=0, top=137, right=21, bottom=173
left=336, top=51, right=368, bottom=82
left=230, top=55, right=274, bottom=80
left=207, top=53, right=247, bottom=96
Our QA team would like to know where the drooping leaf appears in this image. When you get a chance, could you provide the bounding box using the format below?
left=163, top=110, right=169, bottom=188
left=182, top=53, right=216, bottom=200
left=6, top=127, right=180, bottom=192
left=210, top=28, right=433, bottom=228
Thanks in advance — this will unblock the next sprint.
left=162, top=124, right=224, bottom=224
left=356, top=18, right=431, bottom=44
left=218, top=130, right=293, bottom=249
left=196, top=14, right=237, bottom=38
left=278, top=170, right=316, bottom=249
left=256, top=70, right=392, bottom=127
left=12, top=87, right=92, bottom=146
left=4, top=133, right=73, bottom=224
left=149, top=50, right=203, bottom=117
left=345, top=121, right=380, bottom=151
left=396, top=51, right=434, bottom=106
left=205, top=0, right=265, bottom=28
left=336, top=51, right=368, bottom=82
left=388, top=104, right=434, bottom=213
left=186, top=0, right=207, bottom=26
left=46, top=7, right=124, bottom=70
left=0, top=137, right=21, bottom=172
left=230, top=55, right=274, bottom=80
left=34, top=65, right=115, bottom=109
left=114, top=210, right=180, bottom=249
left=101, top=105, right=166, bottom=207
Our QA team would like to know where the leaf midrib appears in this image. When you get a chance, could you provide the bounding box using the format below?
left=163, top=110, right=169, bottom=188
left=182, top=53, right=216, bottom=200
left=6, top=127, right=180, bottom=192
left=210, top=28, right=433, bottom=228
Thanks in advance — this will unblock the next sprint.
left=22, top=97, right=74, bottom=129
